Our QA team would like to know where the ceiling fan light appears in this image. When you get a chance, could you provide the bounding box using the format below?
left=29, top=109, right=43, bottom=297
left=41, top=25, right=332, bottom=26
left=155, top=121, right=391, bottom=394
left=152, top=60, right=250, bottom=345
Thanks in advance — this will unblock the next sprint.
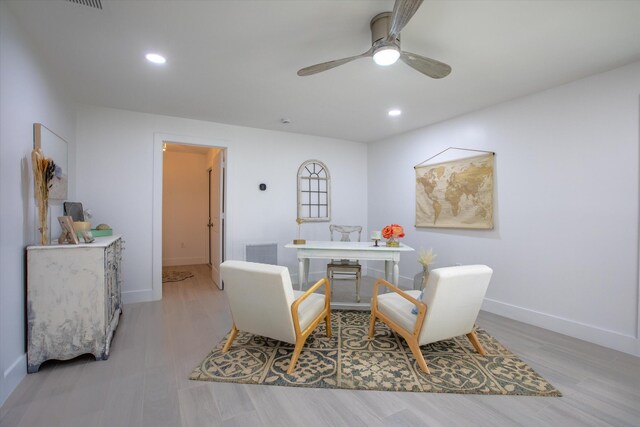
left=373, top=46, right=400, bottom=66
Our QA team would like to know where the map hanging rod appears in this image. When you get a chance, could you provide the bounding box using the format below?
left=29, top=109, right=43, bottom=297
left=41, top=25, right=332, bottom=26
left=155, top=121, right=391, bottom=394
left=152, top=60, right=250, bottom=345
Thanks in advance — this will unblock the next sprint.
left=414, top=147, right=495, bottom=169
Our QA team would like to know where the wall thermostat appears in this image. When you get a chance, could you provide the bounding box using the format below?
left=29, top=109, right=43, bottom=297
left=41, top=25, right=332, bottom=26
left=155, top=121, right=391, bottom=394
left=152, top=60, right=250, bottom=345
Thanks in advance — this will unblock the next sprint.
left=259, top=183, right=267, bottom=191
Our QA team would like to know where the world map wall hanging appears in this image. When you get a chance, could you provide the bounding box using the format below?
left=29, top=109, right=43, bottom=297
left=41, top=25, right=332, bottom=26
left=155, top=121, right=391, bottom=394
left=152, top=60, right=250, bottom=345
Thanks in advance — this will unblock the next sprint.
left=415, top=150, right=494, bottom=229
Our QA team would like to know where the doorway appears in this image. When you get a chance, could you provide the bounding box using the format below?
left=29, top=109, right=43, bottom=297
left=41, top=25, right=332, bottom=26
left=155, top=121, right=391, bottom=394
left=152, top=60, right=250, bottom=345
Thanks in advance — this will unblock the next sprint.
left=153, top=135, right=227, bottom=299
left=207, top=149, right=225, bottom=290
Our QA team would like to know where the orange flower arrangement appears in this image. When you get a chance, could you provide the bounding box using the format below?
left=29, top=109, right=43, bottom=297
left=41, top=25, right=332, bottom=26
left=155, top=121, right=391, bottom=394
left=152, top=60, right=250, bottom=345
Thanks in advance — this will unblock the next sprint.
left=381, top=224, right=405, bottom=240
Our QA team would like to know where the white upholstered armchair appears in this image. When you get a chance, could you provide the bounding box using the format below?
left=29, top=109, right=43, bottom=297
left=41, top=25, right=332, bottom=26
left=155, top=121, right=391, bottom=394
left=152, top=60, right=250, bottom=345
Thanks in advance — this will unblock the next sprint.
left=369, top=265, right=493, bottom=374
left=220, top=260, right=332, bottom=374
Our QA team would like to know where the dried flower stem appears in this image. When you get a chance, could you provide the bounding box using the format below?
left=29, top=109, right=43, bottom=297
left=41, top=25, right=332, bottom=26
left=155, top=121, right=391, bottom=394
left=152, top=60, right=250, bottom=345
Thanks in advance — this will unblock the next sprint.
left=32, top=148, right=56, bottom=245
left=418, top=248, right=437, bottom=268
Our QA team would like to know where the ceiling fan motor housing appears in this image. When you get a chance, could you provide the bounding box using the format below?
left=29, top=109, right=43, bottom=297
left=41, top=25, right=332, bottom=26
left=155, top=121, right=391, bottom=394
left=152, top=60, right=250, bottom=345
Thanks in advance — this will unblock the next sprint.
left=370, top=12, right=400, bottom=48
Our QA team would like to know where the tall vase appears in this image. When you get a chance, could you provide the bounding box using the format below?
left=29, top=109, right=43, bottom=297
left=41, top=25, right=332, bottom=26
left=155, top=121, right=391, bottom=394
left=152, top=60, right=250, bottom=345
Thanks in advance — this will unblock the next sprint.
left=421, top=266, right=429, bottom=288
left=37, top=198, right=49, bottom=245
left=413, top=266, right=430, bottom=290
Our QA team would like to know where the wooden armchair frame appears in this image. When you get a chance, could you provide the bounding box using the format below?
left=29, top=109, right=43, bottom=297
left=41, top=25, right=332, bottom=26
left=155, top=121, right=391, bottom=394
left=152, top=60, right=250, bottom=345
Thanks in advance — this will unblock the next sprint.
left=223, top=277, right=332, bottom=374
left=368, top=278, right=486, bottom=374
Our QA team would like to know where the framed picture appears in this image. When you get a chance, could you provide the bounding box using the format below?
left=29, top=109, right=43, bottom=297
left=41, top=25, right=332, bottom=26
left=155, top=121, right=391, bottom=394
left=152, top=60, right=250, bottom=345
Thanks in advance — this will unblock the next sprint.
left=34, top=123, right=68, bottom=201
left=57, top=216, right=79, bottom=245
left=63, top=202, right=84, bottom=222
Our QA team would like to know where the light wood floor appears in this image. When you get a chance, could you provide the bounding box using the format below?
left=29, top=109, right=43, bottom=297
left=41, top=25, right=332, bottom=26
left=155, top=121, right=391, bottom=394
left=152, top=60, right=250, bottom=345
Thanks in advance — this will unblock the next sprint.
left=2, top=264, right=639, bottom=427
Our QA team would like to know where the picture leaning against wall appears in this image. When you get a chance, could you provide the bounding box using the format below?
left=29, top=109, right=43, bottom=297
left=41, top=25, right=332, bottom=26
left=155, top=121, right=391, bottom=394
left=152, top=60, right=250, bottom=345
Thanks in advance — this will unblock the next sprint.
left=415, top=153, right=494, bottom=229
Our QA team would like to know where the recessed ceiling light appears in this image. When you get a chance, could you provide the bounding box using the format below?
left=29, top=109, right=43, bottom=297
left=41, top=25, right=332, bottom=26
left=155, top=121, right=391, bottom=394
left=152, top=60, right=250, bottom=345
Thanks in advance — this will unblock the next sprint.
left=145, top=53, right=166, bottom=64
left=388, top=109, right=402, bottom=117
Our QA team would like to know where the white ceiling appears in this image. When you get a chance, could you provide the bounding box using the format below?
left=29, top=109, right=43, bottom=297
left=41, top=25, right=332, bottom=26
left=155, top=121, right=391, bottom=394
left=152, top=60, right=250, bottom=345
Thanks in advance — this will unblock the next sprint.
left=7, top=0, right=640, bottom=143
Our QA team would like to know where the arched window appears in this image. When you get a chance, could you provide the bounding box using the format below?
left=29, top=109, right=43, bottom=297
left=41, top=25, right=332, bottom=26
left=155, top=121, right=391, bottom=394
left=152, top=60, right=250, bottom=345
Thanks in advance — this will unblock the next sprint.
left=297, top=159, right=331, bottom=222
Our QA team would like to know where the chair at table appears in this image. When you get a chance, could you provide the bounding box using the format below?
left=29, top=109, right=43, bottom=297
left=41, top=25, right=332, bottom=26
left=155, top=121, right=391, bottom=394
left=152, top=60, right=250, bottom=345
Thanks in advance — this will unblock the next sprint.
left=220, top=260, right=331, bottom=374
left=326, top=225, right=362, bottom=302
left=368, top=265, right=493, bottom=374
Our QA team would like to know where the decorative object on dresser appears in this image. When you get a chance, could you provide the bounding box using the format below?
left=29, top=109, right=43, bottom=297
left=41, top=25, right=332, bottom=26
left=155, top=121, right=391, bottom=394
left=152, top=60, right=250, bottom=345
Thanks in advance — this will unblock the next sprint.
left=63, top=201, right=84, bottom=221
left=31, top=148, right=57, bottom=245
left=57, top=215, right=79, bottom=244
left=26, top=235, right=124, bottom=373
left=32, top=123, right=69, bottom=245
left=93, top=223, right=113, bottom=237
left=80, top=230, right=95, bottom=243
left=34, top=123, right=68, bottom=201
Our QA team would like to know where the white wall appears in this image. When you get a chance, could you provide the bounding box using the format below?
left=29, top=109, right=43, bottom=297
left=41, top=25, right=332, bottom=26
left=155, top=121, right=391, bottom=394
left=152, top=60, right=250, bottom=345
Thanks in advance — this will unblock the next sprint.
left=162, top=150, right=209, bottom=266
left=75, top=106, right=368, bottom=303
left=368, top=61, right=640, bottom=356
left=0, top=3, right=76, bottom=406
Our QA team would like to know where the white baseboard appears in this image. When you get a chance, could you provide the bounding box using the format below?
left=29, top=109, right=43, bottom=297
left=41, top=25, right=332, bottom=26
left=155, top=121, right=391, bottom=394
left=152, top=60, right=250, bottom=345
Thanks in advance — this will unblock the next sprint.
left=1, top=354, right=26, bottom=407
left=162, top=257, right=207, bottom=267
left=122, top=288, right=155, bottom=304
left=482, top=298, right=640, bottom=357
left=366, top=267, right=414, bottom=289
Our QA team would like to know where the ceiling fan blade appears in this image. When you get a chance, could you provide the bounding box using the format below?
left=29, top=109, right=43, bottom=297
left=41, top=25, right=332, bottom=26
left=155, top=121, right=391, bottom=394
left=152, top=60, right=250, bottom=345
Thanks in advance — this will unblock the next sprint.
left=297, top=48, right=373, bottom=76
left=388, top=0, right=423, bottom=41
left=400, top=51, right=451, bottom=79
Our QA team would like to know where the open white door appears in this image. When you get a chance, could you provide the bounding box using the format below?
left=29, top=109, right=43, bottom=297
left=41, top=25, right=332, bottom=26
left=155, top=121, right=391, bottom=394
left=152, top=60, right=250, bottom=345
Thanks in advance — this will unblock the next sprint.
left=210, top=149, right=224, bottom=289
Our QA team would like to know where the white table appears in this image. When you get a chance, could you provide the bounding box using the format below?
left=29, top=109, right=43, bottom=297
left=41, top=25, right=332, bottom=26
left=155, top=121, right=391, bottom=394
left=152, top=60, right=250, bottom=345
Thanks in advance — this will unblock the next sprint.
left=284, top=241, right=414, bottom=293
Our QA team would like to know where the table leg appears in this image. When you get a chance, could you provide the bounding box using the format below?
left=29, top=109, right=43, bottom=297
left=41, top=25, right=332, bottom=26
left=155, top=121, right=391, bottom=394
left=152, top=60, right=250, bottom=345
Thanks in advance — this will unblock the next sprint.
left=303, top=258, right=310, bottom=290
left=298, top=257, right=305, bottom=291
left=384, top=261, right=391, bottom=282
left=393, top=260, right=400, bottom=286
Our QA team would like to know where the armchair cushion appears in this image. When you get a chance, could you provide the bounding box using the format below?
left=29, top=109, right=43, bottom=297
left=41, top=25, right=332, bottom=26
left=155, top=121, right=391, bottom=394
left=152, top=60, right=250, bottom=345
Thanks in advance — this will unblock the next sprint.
left=377, top=290, right=423, bottom=334
left=411, top=290, right=424, bottom=315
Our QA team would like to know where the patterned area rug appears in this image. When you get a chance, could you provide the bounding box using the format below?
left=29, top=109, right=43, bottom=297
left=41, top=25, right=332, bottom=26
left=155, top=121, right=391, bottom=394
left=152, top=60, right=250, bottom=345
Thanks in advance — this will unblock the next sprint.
left=190, top=310, right=561, bottom=396
left=162, top=270, right=194, bottom=283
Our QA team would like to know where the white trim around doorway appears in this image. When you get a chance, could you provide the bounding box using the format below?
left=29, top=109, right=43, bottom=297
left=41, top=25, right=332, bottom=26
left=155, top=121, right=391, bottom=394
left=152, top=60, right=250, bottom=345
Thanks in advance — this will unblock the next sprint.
left=152, top=133, right=229, bottom=301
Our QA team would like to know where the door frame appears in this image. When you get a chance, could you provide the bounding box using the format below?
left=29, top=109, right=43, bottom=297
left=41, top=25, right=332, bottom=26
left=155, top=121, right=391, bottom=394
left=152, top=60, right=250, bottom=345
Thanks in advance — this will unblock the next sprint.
left=207, top=167, right=213, bottom=266
left=152, top=133, right=228, bottom=300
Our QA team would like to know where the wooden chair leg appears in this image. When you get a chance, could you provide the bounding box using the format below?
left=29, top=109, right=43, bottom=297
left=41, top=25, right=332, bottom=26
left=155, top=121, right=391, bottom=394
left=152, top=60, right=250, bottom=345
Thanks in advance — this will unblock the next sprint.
left=325, top=311, right=332, bottom=337
left=407, top=338, right=430, bottom=374
left=287, top=338, right=307, bottom=374
left=355, top=271, right=361, bottom=303
left=368, top=312, right=377, bottom=339
left=328, top=268, right=333, bottom=297
left=222, top=324, right=238, bottom=352
left=466, top=331, right=486, bottom=355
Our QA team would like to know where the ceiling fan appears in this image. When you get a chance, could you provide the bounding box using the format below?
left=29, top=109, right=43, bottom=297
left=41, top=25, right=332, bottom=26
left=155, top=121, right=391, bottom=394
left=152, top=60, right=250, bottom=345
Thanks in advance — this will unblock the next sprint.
left=297, top=0, right=451, bottom=79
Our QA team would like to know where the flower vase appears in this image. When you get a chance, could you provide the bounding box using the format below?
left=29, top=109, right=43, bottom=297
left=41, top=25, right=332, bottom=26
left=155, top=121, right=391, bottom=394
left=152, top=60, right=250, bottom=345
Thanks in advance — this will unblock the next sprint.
left=386, top=237, right=400, bottom=247
left=421, top=266, right=429, bottom=288
left=37, top=198, right=49, bottom=245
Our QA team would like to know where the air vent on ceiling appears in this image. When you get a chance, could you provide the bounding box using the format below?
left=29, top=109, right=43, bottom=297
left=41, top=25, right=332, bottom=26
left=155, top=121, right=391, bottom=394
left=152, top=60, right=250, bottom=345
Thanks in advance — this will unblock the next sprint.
left=66, top=0, right=103, bottom=9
